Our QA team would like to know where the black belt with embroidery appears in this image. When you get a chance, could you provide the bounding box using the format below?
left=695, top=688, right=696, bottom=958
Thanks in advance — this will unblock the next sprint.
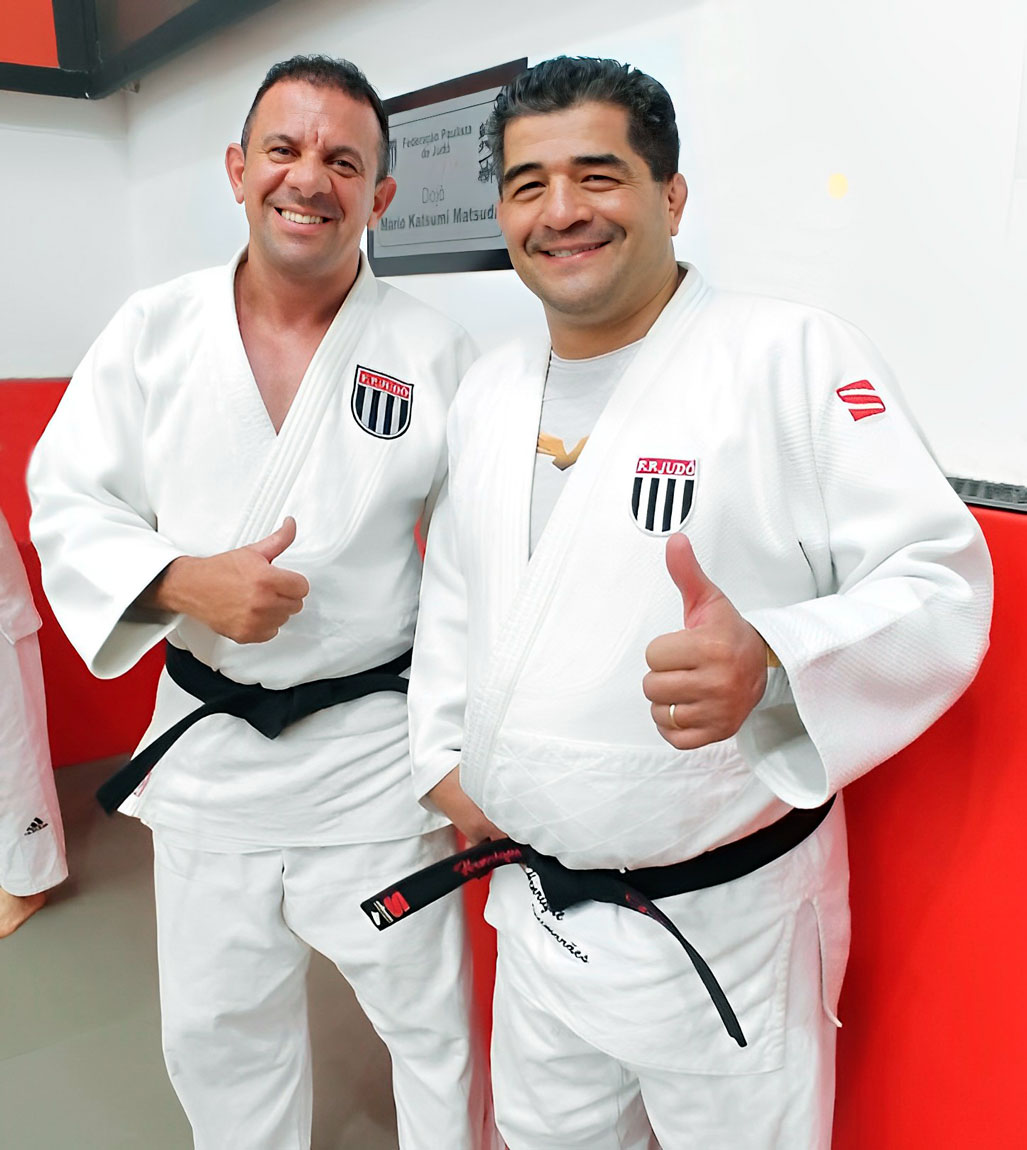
left=361, top=794, right=836, bottom=1048
left=96, top=642, right=412, bottom=814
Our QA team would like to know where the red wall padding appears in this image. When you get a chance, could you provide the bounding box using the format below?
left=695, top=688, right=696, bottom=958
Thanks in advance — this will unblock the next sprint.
left=0, top=380, right=162, bottom=767
left=0, top=1, right=59, bottom=68
left=3, top=379, right=1024, bottom=1139
left=835, top=504, right=1027, bottom=1148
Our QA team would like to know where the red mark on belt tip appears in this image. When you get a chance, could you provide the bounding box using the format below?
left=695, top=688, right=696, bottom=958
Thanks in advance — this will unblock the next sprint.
left=383, top=891, right=410, bottom=918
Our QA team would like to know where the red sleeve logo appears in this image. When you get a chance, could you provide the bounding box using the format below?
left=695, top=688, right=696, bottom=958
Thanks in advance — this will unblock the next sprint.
left=836, top=380, right=886, bottom=422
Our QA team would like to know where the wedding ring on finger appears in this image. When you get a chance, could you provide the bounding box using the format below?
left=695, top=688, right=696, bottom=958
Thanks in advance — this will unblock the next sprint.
left=668, top=702, right=686, bottom=730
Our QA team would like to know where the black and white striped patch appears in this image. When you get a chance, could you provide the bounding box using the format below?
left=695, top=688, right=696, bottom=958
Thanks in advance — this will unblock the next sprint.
left=352, top=366, right=413, bottom=439
left=631, top=457, right=697, bottom=535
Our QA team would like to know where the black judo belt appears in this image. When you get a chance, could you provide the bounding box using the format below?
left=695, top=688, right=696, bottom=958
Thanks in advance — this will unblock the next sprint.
left=95, top=642, right=412, bottom=814
left=361, top=794, right=836, bottom=1048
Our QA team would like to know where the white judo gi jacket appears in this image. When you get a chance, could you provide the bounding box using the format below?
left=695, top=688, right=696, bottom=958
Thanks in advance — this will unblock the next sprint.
left=30, top=251, right=476, bottom=848
left=0, top=510, right=66, bottom=894
left=409, top=266, right=992, bottom=1072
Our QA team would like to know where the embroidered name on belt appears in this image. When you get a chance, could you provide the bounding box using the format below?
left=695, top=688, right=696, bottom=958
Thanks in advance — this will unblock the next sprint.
left=352, top=366, right=413, bottom=439
left=632, top=457, right=697, bottom=535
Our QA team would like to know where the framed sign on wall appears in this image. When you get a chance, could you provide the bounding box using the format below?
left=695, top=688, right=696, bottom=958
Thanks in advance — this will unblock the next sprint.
left=367, top=58, right=528, bottom=277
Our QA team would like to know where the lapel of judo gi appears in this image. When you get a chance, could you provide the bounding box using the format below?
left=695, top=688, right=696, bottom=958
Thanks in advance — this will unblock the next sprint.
left=219, top=250, right=380, bottom=548
left=461, top=266, right=712, bottom=787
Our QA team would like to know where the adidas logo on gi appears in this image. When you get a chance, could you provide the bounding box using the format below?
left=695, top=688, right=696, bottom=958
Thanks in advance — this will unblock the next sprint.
left=23, top=817, right=49, bottom=836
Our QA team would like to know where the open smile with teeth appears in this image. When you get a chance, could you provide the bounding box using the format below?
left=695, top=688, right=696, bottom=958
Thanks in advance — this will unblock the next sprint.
left=277, top=208, right=330, bottom=225
left=542, top=241, right=608, bottom=258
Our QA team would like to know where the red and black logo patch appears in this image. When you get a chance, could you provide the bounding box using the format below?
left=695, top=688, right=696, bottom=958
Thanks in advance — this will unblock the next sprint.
left=352, top=366, right=413, bottom=439
left=631, top=457, right=697, bottom=535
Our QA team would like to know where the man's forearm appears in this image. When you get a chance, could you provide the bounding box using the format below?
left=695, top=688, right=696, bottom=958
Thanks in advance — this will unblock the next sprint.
left=132, top=556, right=204, bottom=617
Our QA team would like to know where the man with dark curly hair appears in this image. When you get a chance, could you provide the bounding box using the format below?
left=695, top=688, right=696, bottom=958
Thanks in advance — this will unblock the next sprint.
left=406, top=55, right=991, bottom=1149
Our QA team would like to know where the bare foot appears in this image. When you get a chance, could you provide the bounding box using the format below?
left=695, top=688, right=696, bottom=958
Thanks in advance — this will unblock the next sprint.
left=0, top=887, right=47, bottom=938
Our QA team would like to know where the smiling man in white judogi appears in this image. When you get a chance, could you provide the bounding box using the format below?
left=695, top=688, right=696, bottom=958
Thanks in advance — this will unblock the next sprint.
left=404, top=56, right=993, bottom=1149
left=29, top=55, right=492, bottom=1150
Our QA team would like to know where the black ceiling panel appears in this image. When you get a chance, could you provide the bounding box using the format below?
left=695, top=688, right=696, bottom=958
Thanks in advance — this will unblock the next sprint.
left=1, top=0, right=280, bottom=99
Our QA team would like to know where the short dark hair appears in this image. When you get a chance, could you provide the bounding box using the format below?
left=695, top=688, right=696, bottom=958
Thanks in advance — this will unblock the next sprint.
left=487, top=57, right=680, bottom=189
left=240, top=54, right=390, bottom=182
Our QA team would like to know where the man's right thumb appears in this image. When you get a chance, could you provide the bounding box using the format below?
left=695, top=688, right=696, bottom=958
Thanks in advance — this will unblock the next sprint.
left=247, top=516, right=297, bottom=562
left=665, top=534, right=722, bottom=626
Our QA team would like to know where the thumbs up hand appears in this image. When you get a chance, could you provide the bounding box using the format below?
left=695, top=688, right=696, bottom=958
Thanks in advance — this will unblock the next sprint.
left=245, top=517, right=300, bottom=565
left=137, top=517, right=310, bottom=643
left=643, top=535, right=769, bottom=750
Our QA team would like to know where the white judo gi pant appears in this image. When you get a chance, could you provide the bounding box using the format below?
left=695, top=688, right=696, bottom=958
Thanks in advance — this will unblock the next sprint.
left=153, top=826, right=490, bottom=1150
left=490, top=893, right=836, bottom=1150
left=0, top=628, right=66, bottom=896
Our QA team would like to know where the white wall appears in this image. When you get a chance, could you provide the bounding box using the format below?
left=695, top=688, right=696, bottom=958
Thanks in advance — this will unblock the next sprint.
left=4, top=0, right=1027, bottom=482
left=0, top=89, right=134, bottom=377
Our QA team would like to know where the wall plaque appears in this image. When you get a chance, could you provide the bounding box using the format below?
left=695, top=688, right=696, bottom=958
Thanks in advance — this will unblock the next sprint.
left=367, top=58, right=527, bottom=276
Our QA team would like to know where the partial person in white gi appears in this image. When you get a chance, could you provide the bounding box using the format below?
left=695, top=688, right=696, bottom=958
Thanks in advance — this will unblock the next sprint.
left=0, top=507, right=67, bottom=938
left=30, top=56, right=492, bottom=1150
left=406, top=57, right=993, bottom=1149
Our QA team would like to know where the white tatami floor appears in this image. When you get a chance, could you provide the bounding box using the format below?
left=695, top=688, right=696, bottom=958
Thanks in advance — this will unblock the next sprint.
left=0, top=758, right=399, bottom=1150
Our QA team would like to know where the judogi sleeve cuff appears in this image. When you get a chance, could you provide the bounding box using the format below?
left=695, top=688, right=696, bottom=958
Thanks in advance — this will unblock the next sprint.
left=412, top=757, right=461, bottom=813
left=755, top=661, right=793, bottom=711
left=86, top=541, right=187, bottom=678
left=738, top=612, right=829, bottom=809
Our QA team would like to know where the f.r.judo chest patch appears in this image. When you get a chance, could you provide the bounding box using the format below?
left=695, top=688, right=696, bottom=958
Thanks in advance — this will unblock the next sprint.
left=631, top=457, right=697, bottom=535
left=352, top=366, right=413, bottom=439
